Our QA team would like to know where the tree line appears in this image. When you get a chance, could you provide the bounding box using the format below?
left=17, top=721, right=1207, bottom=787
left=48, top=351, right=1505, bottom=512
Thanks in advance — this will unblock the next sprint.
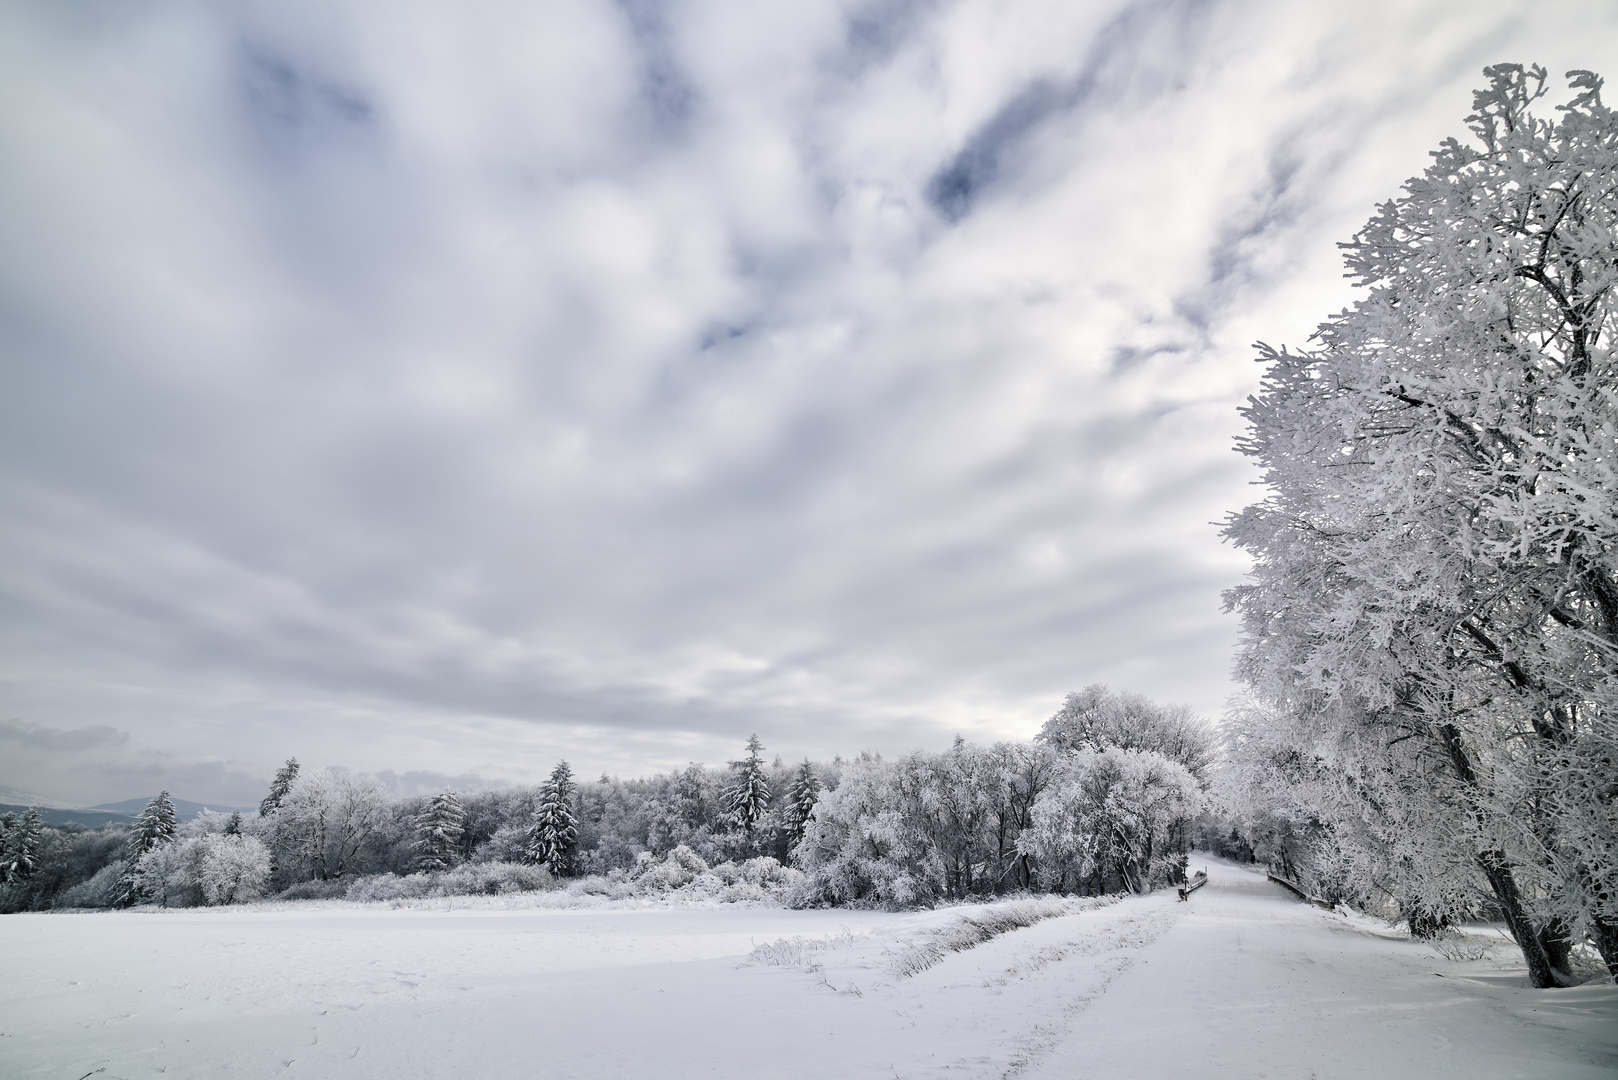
left=0, top=685, right=1213, bottom=912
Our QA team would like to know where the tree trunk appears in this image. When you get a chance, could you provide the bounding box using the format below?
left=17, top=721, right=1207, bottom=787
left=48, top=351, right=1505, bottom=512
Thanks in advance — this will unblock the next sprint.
left=1591, top=916, right=1618, bottom=979
left=1477, top=850, right=1559, bottom=988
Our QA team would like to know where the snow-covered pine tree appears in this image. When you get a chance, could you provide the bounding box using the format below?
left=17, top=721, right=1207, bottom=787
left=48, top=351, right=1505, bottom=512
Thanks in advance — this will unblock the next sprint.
left=117, top=791, right=178, bottom=906
left=721, top=734, right=771, bottom=833
left=131, top=791, right=178, bottom=854
left=782, top=759, right=821, bottom=849
left=224, top=811, right=243, bottom=837
left=259, top=758, right=300, bottom=817
left=1223, top=65, right=1618, bottom=986
left=527, top=761, right=579, bottom=876
left=413, top=790, right=466, bottom=872
left=0, top=807, right=42, bottom=883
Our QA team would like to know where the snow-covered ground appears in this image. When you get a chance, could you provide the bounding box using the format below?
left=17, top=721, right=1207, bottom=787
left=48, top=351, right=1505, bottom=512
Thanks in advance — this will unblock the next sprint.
left=4, top=858, right=1613, bottom=1079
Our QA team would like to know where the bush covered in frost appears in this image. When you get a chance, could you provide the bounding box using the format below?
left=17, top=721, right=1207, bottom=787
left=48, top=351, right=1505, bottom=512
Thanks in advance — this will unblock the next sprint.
left=131, top=834, right=272, bottom=908
left=345, top=861, right=556, bottom=902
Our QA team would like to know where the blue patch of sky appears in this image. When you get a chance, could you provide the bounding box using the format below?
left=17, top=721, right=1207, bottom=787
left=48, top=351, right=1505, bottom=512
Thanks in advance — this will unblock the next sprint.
left=926, top=0, right=1215, bottom=223
left=614, top=0, right=699, bottom=132
left=240, top=45, right=377, bottom=157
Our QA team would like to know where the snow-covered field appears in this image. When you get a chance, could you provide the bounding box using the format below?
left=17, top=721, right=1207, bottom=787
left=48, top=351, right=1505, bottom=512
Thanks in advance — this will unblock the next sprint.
left=5, top=859, right=1614, bottom=1079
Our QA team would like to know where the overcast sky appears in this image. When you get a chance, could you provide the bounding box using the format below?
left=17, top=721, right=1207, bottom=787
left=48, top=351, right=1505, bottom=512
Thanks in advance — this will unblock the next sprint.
left=2, top=0, right=1614, bottom=807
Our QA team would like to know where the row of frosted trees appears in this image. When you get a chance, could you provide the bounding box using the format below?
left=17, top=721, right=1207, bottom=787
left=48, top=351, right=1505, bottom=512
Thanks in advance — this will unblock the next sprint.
left=797, top=688, right=1210, bottom=906
left=1218, top=65, right=1618, bottom=986
left=1, top=686, right=1214, bottom=911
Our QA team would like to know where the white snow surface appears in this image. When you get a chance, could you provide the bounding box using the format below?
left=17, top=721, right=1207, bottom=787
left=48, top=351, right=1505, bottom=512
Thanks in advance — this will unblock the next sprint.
left=5, top=858, right=1614, bottom=1079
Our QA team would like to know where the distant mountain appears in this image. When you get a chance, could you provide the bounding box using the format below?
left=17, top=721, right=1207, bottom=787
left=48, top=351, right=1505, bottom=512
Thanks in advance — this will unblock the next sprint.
left=0, top=785, right=82, bottom=810
left=91, top=796, right=253, bottom=822
left=0, top=804, right=135, bottom=828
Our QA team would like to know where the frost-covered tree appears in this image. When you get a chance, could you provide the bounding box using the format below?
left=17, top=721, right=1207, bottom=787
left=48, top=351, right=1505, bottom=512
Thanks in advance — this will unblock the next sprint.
left=132, top=833, right=272, bottom=908
left=1020, top=748, right=1201, bottom=894
left=1223, top=65, right=1618, bottom=985
left=781, top=759, right=822, bottom=851
left=721, top=734, right=772, bottom=833
left=795, top=743, right=1047, bottom=906
left=0, top=807, right=43, bottom=883
left=413, top=791, right=466, bottom=872
left=224, top=811, right=243, bottom=837
left=115, top=791, right=178, bottom=906
left=259, top=757, right=300, bottom=817
left=527, top=761, right=580, bottom=876
left=131, top=791, right=178, bottom=854
left=1039, top=685, right=1217, bottom=781
left=197, top=834, right=272, bottom=904
left=272, top=770, right=386, bottom=882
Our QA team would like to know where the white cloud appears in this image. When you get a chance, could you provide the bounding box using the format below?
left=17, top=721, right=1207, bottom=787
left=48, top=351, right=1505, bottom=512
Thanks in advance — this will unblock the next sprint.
left=3, top=0, right=1616, bottom=801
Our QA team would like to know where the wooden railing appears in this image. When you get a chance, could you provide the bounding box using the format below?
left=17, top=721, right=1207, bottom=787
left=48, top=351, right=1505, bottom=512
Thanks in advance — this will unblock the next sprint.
left=1176, top=869, right=1207, bottom=901
left=1266, top=872, right=1334, bottom=910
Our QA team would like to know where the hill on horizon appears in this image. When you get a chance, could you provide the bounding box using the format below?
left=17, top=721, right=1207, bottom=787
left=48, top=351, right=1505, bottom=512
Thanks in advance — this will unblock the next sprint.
left=90, top=796, right=254, bottom=822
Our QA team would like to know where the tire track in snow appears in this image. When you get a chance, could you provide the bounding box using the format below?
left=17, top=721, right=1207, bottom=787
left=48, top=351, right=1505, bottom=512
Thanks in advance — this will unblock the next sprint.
left=997, top=906, right=1183, bottom=1078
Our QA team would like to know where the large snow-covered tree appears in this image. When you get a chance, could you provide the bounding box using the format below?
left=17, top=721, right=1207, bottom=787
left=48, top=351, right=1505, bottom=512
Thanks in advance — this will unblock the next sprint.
left=1039, top=684, right=1218, bottom=781
left=271, top=770, right=386, bottom=882
left=413, top=790, right=466, bottom=873
left=116, top=791, right=179, bottom=906
left=721, top=734, right=772, bottom=834
left=527, top=761, right=580, bottom=876
left=1223, top=65, right=1618, bottom=985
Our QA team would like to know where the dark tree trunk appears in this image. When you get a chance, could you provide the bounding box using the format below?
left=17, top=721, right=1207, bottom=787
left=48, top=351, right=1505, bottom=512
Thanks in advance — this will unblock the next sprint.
left=1477, top=850, right=1559, bottom=988
left=1591, top=916, right=1618, bottom=978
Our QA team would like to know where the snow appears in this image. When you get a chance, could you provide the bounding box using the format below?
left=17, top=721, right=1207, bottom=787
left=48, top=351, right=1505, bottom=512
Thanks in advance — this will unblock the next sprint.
left=4, top=858, right=1613, bottom=1079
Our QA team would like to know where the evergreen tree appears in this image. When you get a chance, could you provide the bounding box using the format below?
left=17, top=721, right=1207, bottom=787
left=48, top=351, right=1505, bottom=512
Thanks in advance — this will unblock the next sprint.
left=722, top=734, right=771, bottom=833
left=259, top=757, right=300, bottom=816
left=117, top=791, right=178, bottom=906
left=782, top=759, right=821, bottom=849
left=413, top=790, right=466, bottom=872
left=0, top=807, right=43, bottom=883
left=527, top=761, right=579, bottom=875
left=224, top=811, right=243, bottom=837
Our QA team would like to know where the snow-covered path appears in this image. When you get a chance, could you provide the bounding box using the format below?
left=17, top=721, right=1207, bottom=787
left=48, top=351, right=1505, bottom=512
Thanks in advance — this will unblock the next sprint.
left=1019, top=859, right=1618, bottom=1080
left=3, top=859, right=1613, bottom=1079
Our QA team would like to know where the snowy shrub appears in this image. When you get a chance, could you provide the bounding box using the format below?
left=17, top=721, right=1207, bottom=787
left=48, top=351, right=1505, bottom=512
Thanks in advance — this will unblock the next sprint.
left=344, top=862, right=556, bottom=902
left=631, top=844, right=709, bottom=890
left=474, top=823, right=532, bottom=864
left=276, top=878, right=351, bottom=901
left=129, top=834, right=272, bottom=908
left=344, top=872, right=436, bottom=902
left=748, top=928, right=860, bottom=968
left=55, top=860, right=127, bottom=909
left=198, top=835, right=272, bottom=904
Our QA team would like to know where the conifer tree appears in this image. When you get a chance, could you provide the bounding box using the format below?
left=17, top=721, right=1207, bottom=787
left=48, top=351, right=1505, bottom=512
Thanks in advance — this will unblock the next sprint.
left=722, top=734, right=771, bottom=833
left=259, top=758, right=300, bottom=816
left=527, top=761, right=579, bottom=875
left=224, top=810, right=243, bottom=837
left=0, top=807, right=42, bottom=883
left=117, top=791, right=178, bottom=906
left=782, top=759, right=821, bottom=849
left=413, top=790, right=466, bottom=872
